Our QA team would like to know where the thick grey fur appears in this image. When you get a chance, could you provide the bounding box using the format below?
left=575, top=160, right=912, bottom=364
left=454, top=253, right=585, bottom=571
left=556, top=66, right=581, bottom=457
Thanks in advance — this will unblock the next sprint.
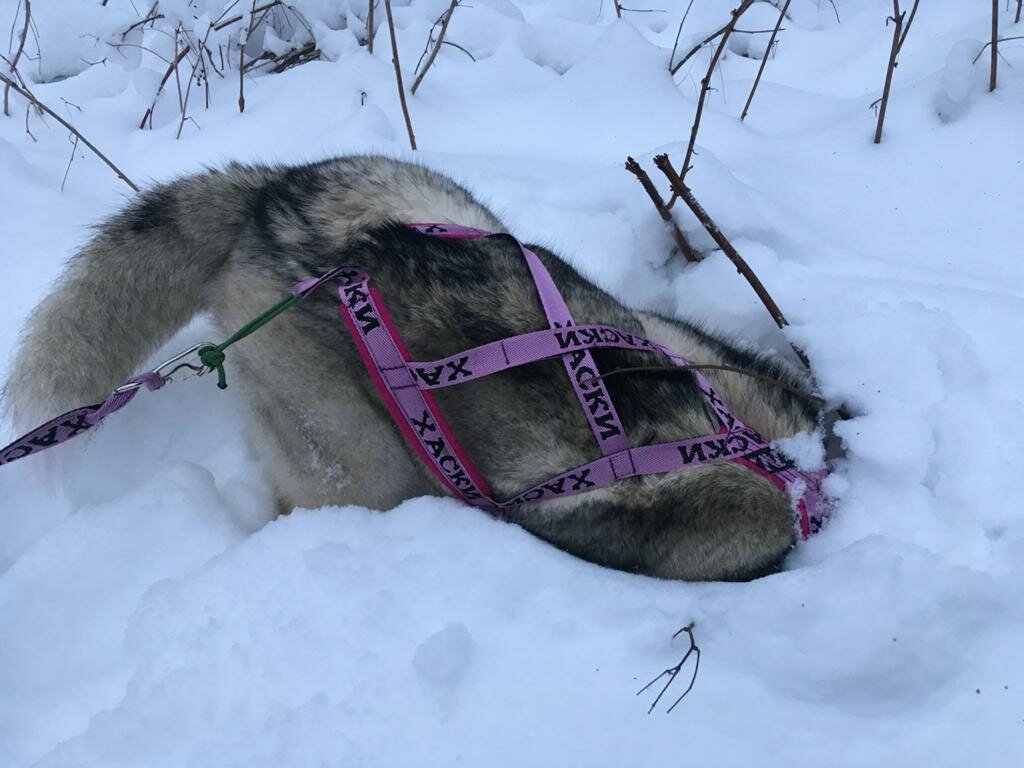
left=3, top=156, right=820, bottom=581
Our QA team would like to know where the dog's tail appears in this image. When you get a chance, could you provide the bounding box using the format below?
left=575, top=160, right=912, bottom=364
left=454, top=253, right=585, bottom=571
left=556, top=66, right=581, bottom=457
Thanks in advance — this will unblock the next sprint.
left=3, top=164, right=269, bottom=432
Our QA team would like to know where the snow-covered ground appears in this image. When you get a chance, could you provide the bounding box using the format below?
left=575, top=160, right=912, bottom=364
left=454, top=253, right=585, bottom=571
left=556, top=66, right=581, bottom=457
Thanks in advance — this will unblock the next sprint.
left=2, top=0, right=1023, bottom=764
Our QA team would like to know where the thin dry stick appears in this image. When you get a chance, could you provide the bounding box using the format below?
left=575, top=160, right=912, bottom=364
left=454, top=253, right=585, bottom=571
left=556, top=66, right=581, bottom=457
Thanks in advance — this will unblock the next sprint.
left=367, top=0, right=375, bottom=53
left=625, top=156, right=699, bottom=263
left=410, top=0, right=458, bottom=95
left=667, top=0, right=696, bottom=72
left=1016, top=0, right=1022, bottom=26
left=897, top=0, right=919, bottom=50
left=675, top=0, right=753, bottom=193
left=670, top=1, right=752, bottom=76
left=873, top=1, right=904, bottom=144
left=0, top=70, right=139, bottom=191
left=653, top=153, right=810, bottom=368
left=636, top=624, right=701, bottom=715
left=383, top=0, right=416, bottom=150
left=139, top=43, right=191, bottom=129
left=4, top=0, right=30, bottom=117
left=991, top=0, right=999, bottom=91
left=740, top=0, right=789, bottom=122
left=972, top=35, right=1024, bottom=64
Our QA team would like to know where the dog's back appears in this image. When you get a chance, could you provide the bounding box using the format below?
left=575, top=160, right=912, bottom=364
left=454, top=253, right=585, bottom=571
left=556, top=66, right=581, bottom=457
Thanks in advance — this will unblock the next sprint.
left=3, top=156, right=819, bottom=581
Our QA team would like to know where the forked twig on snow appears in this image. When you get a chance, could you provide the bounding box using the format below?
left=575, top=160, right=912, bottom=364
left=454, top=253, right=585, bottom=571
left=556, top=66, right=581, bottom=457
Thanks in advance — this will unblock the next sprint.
left=625, top=156, right=699, bottom=263
left=383, top=0, right=416, bottom=150
left=0, top=67, right=139, bottom=191
left=637, top=623, right=701, bottom=714
left=411, top=0, right=460, bottom=95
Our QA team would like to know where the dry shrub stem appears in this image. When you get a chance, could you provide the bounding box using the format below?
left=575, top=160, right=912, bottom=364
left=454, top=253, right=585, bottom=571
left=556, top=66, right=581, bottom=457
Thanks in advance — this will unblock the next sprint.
left=972, top=35, right=1024, bottom=65
left=383, top=0, right=416, bottom=150
left=991, top=0, right=999, bottom=91
left=670, top=0, right=752, bottom=76
left=652, top=154, right=810, bottom=369
left=873, top=0, right=919, bottom=144
left=0, top=69, right=139, bottom=191
left=625, top=156, right=698, bottom=263
left=411, top=1, right=459, bottom=95
left=139, top=43, right=191, bottom=129
left=367, top=0, right=375, bottom=53
left=740, top=0, right=789, bottom=122
left=668, top=0, right=753, bottom=210
left=3, top=0, right=30, bottom=117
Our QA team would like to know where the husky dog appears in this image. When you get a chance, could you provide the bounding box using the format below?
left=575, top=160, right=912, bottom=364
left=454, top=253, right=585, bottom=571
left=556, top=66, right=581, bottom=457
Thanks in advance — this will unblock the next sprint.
left=3, top=156, right=820, bottom=581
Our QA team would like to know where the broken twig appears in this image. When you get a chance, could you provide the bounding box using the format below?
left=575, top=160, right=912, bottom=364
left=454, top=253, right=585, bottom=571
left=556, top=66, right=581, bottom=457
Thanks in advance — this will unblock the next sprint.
left=653, top=154, right=809, bottom=368
left=625, top=156, right=699, bottom=263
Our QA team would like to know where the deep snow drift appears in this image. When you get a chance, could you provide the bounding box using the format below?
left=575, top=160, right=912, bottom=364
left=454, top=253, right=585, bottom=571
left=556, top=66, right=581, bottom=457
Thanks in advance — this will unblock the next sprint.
left=2, top=1, right=1022, bottom=765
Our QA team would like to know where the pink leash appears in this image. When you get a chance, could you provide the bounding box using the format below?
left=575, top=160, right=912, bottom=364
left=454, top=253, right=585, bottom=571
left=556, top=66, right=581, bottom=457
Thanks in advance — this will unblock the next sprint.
left=1, top=224, right=827, bottom=537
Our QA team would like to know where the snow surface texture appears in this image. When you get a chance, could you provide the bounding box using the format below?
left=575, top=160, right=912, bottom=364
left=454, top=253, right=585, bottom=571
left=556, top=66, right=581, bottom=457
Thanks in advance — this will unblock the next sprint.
left=2, top=1, right=1023, bottom=765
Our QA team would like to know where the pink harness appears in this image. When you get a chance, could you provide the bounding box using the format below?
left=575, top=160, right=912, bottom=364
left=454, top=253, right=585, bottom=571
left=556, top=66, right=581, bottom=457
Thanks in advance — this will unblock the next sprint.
left=302, top=224, right=827, bottom=538
left=1, top=222, right=827, bottom=537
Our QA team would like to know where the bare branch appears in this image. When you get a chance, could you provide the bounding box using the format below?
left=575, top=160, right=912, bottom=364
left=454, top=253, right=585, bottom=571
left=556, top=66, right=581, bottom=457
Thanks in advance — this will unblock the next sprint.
left=668, top=0, right=695, bottom=73
left=625, top=156, right=699, bottom=263
left=367, top=0, right=376, bottom=53
left=411, top=1, right=459, bottom=95
left=678, top=1, right=753, bottom=185
left=383, top=0, right=416, bottom=150
left=972, top=35, right=1024, bottom=64
left=653, top=154, right=810, bottom=368
left=991, top=0, right=999, bottom=92
left=138, top=42, right=191, bottom=129
left=1016, top=0, right=1022, bottom=26
left=741, top=0, right=789, bottom=122
left=120, top=4, right=163, bottom=40
left=872, top=2, right=904, bottom=145
left=4, top=0, right=30, bottom=117
left=0, top=68, right=139, bottom=191
left=60, top=133, right=79, bottom=192
left=897, top=0, right=920, bottom=52
left=670, top=1, right=754, bottom=76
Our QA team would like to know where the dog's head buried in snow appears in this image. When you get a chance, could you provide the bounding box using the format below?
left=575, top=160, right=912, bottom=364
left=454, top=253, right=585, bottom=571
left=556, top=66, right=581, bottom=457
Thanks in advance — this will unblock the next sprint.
left=4, top=155, right=826, bottom=582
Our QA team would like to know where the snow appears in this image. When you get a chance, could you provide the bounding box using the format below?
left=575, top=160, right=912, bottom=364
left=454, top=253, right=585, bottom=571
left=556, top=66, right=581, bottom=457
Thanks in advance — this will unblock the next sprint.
left=2, top=0, right=1023, bottom=765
